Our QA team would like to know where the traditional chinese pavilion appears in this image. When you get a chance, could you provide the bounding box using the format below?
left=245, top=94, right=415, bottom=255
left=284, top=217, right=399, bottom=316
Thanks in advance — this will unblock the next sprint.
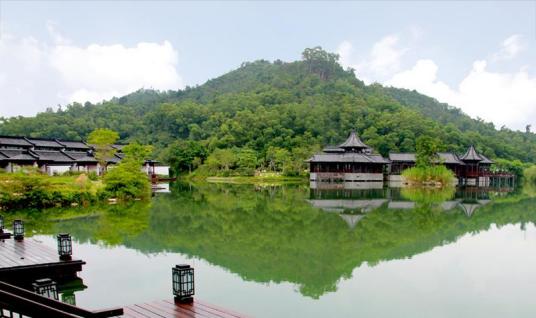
left=307, top=131, right=389, bottom=182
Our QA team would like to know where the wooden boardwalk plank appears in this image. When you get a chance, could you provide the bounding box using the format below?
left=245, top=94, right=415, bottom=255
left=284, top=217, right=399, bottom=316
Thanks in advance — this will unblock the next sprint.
left=122, top=300, right=248, bottom=318
left=0, top=237, right=85, bottom=284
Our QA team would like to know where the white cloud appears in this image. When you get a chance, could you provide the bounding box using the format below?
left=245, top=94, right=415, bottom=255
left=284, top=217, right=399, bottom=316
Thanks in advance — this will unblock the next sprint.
left=493, top=34, right=525, bottom=61
left=337, top=34, right=408, bottom=84
left=341, top=34, right=536, bottom=131
left=0, top=25, right=183, bottom=117
left=50, top=41, right=181, bottom=103
left=386, top=58, right=536, bottom=131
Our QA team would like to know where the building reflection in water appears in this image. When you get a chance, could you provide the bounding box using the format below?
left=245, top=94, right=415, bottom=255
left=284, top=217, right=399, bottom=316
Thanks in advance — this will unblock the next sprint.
left=308, top=183, right=515, bottom=228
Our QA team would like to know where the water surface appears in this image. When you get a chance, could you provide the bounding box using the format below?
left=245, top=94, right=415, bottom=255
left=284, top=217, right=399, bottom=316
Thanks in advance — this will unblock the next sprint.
left=9, top=183, right=536, bottom=317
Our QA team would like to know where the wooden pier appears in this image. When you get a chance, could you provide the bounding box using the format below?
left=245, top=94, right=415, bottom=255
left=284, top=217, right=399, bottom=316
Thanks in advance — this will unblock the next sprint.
left=0, top=235, right=248, bottom=318
left=0, top=236, right=85, bottom=285
left=123, top=299, right=249, bottom=318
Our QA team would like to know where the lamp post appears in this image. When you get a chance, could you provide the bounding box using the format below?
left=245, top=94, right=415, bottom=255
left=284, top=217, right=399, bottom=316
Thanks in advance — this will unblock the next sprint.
left=33, top=278, right=59, bottom=300
left=172, top=264, right=194, bottom=303
left=13, top=220, right=24, bottom=241
left=57, top=233, right=72, bottom=261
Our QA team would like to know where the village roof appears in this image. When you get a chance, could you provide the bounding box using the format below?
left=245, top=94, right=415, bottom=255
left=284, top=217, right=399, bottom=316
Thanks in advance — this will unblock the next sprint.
left=479, top=154, right=494, bottom=164
left=30, top=150, right=75, bottom=163
left=112, top=144, right=126, bottom=151
left=338, top=131, right=369, bottom=149
left=322, top=146, right=345, bottom=153
left=57, top=140, right=90, bottom=150
left=460, top=145, right=482, bottom=162
left=25, top=138, right=64, bottom=148
left=389, top=153, right=416, bottom=162
left=389, top=152, right=465, bottom=165
left=63, top=151, right=98, bottom=163
left=307, top=153, right=389, bottom=164
left=0, top=149, right=38, bottom=161
left=106, top=153, right=122, bottom=164
left=437, top=152, right=465, bottom=165
left=0, top=136, right=34, bottom=147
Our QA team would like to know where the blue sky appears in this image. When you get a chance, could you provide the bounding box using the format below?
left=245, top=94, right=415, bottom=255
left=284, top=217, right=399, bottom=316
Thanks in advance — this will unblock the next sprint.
left=1, top=1, right=535, bottom=130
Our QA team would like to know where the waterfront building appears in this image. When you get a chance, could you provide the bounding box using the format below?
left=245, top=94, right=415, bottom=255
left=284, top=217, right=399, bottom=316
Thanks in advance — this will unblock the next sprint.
left=307, top=131, right=390, bottom=183
left=0, top=136, right=168, bottom=177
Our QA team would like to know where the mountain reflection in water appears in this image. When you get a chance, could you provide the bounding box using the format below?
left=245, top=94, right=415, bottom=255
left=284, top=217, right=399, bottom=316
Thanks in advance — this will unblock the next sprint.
left=8, top=182, right=534, bottom=302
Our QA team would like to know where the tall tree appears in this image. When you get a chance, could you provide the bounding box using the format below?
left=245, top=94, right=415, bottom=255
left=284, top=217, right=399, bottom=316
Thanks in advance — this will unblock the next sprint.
left=415, top=136, right=439, bottom=168
left=88, top=128, right=119, bottom=173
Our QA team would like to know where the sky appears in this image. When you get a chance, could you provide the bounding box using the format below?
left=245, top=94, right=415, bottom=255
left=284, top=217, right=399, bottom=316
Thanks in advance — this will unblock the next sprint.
left=1, top=1, right=535, bottom=131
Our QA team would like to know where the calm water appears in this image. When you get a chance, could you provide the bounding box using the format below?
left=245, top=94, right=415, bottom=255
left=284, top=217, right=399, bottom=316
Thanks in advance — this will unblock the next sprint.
left=8, top=183, right=536, bottom=317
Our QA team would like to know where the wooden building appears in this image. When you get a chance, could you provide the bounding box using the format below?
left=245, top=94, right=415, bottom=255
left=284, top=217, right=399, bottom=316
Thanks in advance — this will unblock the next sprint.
left=307, top=131, right=389, bottom=183
left=0, top=136, right=168, bottom=177
left=388, top=145, right=494, bottom=185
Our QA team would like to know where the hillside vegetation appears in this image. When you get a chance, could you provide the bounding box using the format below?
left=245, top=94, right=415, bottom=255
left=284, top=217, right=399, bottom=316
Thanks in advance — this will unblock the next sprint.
left=1, top=47, right=535, bottom=176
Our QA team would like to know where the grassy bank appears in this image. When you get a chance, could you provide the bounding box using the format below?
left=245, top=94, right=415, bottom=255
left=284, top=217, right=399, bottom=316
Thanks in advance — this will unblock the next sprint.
left=186, top=171, right=307, bottom=185
left=401, top=166, right=455, bottom=187
left=0, top=172, right=104, bottom=210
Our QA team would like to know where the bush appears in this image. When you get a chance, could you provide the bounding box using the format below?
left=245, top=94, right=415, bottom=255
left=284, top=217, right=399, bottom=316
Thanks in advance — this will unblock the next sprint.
left=88, top=171, right=99, bottom=181
left=103, top=163, right=151, bottom=200
left=524, top=165, right=536, bottom=185
left=402, top=165, right=455, bottom=185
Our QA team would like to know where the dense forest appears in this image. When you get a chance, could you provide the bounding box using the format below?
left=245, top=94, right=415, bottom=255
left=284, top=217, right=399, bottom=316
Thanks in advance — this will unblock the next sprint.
left=1, top=47, right=535, bottom=176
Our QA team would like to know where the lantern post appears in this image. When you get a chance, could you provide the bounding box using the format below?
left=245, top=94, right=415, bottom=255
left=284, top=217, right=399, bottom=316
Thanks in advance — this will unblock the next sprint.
left=57, top=233, right=73, bottom=261
left=13, top=220, right=24, bottom=241
left=33, top=278, right=59, bottom=300
left=172, top=264, right=194, bottom=303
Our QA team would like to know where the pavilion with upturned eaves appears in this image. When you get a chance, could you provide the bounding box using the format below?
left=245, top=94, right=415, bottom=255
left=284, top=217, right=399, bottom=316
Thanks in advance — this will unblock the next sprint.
left=307, top=131, right=389, bottom=183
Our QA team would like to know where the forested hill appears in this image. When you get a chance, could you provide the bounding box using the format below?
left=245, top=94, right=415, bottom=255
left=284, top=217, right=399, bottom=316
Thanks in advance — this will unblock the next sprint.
left=1, top=47, right=535, bottom=173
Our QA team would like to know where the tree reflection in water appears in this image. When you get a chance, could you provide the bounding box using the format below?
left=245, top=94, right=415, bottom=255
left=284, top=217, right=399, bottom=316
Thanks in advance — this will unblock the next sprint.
left=8, top=182, right=535, bottom=299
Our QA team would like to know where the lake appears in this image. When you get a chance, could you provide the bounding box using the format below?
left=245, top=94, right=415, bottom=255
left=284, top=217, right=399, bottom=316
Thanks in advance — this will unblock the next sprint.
left=7, top=182, right=536, bottom=317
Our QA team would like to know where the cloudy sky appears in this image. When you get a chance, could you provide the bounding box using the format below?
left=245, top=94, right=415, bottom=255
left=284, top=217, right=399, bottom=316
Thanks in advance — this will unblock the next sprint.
left=1, top=1, right=535, bottom=131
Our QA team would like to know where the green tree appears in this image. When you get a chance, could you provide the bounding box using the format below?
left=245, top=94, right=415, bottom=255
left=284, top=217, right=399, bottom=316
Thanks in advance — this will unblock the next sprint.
left=415, top=136, right=439, bottom=168
left=103, top=143, right=152, bottom=200
left=162, top=140, right=207, bottom=174
left=88, top=128, right=119, bottom=173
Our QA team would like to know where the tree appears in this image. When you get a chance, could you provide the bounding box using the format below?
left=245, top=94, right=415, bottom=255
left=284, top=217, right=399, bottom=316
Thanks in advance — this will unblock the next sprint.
left=88, top=128, right=119, bottom=173
left=415, top=136, right=439, bottom=168
left=103, top=142, right=152, bottom=200
left=237, top=148, right=257, bottom=175
left=162, top=140, right=207, bottom=174
left=122, top=143, right=153, bottom=165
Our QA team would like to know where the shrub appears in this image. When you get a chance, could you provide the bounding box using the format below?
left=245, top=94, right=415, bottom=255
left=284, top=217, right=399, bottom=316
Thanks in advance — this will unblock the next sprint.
left=402, top=165, right=455, bottom=185
left=524, top=165, right=536, bottom=185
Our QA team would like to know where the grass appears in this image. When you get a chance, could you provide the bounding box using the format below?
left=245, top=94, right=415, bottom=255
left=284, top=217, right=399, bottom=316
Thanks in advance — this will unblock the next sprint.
left=0, top=172, right=104, bottom=210
left=193, top=171, right=307, bottom=185
left=401, top=165, right=455, bottom=186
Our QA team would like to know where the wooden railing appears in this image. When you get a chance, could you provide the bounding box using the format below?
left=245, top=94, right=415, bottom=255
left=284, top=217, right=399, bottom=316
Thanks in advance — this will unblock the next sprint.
left=0, top=281, right=122, bottom=318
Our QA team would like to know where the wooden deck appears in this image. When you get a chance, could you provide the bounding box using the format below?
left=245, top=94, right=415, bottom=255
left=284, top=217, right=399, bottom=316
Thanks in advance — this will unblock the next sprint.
left=122, top=299, right=249, bottom=318
left=0, top=236, right=85, bottom=285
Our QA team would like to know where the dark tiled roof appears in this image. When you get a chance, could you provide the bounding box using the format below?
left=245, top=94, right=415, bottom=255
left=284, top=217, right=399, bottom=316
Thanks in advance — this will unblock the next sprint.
left=31, top=150, right=74, bottom=163
left=389, top=153, right=416, bottom=162
left=338, top=131, right=369, bottom=149
left=437, top=152, right=464, bottom=165
left=57, top=140, right=90, bottom=150
left=112, top=144, right=125, bottom=151
left=323, top=146, right=345, bottom=153
left=26, top=138, right=64, bottom=148
left=63, top=151, right=98, bottom=163
left=460, top=145, right=482, bottom=162
left=479, top=154, right=493, bottom=164
left=106, top=153, right=122, bottom=164
left=308, top=153, right=389, bottom=163
left=0, top=136, right=33, bottom=147
left=389, top=152, right=464, bottom=165
left=0, top=149, right=38, bottom=161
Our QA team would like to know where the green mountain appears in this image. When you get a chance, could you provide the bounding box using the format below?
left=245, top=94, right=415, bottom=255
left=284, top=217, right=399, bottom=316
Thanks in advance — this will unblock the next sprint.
left=1, top=47, right=535, bottom=169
